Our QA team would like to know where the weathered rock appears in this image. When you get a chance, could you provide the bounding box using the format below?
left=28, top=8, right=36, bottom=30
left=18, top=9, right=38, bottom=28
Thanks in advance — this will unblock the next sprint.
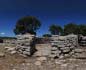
left=64, top=54, right=70, bottom=57
left=4, top=47, right=10, bottom=50
left=74, top=48, right=83, bottom=53
left=34, top=61, right=41, bottom=66
left=69, top=50, right=75, bottom=55
left=74, top=52, right=86, bottom=59
left=37, top=57, right=47, bottom=61
left=59, top=55, right=64, bottom=59
left=10, top=51, right=16, bottom=54
left=6, top=47, right=15, bottom=51
left=63, top=49, right=70, bottom=53
left=51, top=47, right=57, bottom=50
left=23, top=51, right=30, bottom=55
left=55, top=60, right=62, bottom=64
left=61, top=63, right=68, bottom=67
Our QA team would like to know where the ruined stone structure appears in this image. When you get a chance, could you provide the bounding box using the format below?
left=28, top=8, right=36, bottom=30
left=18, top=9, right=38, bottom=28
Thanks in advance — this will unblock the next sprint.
left=34, top=34, right=79, bottom=58
left=12, top=33, right=85, bottom=59
left=50, top=34, right=78, bottom=58
left=16, top=33, right=36, bottom=56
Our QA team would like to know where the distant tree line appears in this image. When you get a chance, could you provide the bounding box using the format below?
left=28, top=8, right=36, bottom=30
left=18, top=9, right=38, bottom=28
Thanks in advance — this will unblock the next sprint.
left=43, top=23, right=86, bottom=37
left=64, top=23, right=86, bottom=36
left=0, top=37, right=16, bottom=39
left=14, top=16, right=86, bottom=36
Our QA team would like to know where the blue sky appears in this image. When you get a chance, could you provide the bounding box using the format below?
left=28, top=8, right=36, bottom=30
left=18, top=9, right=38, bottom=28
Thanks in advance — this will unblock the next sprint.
left=0, top=0, right=86, bottom=37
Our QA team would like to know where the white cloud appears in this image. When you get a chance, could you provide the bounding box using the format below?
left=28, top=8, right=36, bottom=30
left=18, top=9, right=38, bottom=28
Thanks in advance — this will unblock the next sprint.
left=0, top=32, right=5, bottom=35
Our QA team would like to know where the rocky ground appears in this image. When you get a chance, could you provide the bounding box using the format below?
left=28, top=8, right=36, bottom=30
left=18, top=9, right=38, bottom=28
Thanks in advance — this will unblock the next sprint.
left=0, top=44, right=86, bottom=70
left=0, top=52, right=86, bottom=70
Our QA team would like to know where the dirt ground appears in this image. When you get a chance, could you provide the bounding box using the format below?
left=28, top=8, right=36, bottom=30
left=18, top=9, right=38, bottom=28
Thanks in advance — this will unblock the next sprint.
left=0, top=44, right=86, bottom=70
left=0, top=53, right=86, bottom=70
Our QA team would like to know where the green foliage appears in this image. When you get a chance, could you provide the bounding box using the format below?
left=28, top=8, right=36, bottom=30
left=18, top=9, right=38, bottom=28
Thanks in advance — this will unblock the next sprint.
left=49, top=24, right=63, bottom=35
left=14, top=16, right=86, bottom=36
left=43, top=34, right=51, bottom=37
left=78, top=24, right=86, bottom=36
left=14, top=16, right=41, bottom=35
left=0, top=37, right=16, bottom=39
left=64, top=23, right=86, bottom=36
left=64, top=23, right=79, bottom=35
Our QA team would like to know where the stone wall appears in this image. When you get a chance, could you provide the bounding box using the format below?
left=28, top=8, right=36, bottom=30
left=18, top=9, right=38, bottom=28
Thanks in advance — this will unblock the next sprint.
left=50, top=34, right=78, bottom=58
left=16, top=33, right=36, bottom=57
left=10, top=33, right=86, bottom=59
left=3, top=33, right=86, bottom=59
left=33, top=34, right=79, bottom=58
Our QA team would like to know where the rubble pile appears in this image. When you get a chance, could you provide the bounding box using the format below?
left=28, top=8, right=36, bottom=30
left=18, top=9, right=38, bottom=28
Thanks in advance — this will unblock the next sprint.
left=16, top=33, right=36, bottom=56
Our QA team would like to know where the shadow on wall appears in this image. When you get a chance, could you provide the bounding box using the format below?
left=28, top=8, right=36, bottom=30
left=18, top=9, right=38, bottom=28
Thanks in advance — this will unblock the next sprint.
left=0, top=39, right=3, bottom=43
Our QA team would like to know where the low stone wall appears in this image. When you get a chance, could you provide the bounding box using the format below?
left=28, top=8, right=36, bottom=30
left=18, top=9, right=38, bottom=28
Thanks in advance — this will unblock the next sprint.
left=15, top=34, right=80, bottom=58
left=50, top=34, right=78, bottom=58
left=16, top=34, right=36, bottom=56
left=33, top=34, right=79, bottom=58
left=6, top=34, right=86, bottom=59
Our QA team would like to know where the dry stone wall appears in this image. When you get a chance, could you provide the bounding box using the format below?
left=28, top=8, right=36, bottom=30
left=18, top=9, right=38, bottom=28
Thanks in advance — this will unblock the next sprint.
left=10, top=33, right=86, bottom=59
left=16, top=33, right=36, bottom=56
left=34, top=34, right=79, bottom=58
left=3, top=33, right=86, bottom=59
left=50, top=34, right=78, bottom=58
